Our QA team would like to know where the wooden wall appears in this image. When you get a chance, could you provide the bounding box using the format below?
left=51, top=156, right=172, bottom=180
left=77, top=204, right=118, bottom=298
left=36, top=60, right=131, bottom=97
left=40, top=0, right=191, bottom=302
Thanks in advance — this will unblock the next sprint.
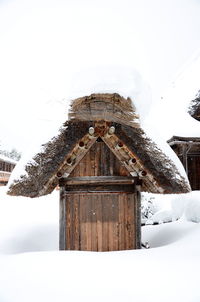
left=69, top=138, right=130, bottom=178
left=59, top=139, right=141, bottom=251
left=61, top=192, right=138, bottom=251
left=0, top=160, right=16, bottom=186
left=171, top=144, right=200, bottom=190
left=0, top=160, right=15, bottom=173
left=188, top=155, right=200, bottom=190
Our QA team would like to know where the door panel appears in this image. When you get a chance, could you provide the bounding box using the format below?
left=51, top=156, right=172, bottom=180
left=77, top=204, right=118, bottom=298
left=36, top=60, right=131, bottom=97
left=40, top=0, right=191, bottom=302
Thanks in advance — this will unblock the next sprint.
left=188, top=155, right=200, bottom=190
left=64, top=192, right=136, bottom=251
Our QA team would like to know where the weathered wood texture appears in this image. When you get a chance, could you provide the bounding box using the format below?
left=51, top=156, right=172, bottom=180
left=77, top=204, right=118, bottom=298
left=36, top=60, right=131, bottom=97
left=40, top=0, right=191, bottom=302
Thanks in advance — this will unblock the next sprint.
left=8, top=118, right=190, bottom=197
left=59, top=139, right=140, bottom=251
left=62, top=176, right=135, bottom=185
left=0, top=160, right=16, bottom=186
left=69, top=139, right=130, bottom=177
left=68, top=93, right=140, bottom=128
left=188, top=155, right=200, bottom=190
left=61, top=192, right=138, bottom=251
left=169, top=137, right=200, bottom=190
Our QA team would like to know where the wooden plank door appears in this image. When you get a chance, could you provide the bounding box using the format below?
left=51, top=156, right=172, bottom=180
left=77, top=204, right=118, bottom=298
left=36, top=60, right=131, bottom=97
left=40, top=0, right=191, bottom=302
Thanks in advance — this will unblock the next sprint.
left=61, top=191, right=139, bottom=251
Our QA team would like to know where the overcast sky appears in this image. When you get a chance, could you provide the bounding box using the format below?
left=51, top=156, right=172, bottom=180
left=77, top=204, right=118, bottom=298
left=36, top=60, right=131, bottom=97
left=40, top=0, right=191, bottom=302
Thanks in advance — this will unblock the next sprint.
left=1, top=0, right=200, bottom=152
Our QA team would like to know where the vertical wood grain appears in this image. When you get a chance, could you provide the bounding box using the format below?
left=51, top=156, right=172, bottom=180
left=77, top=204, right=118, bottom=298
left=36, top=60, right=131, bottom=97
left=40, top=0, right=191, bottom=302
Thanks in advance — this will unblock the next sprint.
left=61, top=139, right=140, bottom=252
left=59, top=187, right=66, bottom=250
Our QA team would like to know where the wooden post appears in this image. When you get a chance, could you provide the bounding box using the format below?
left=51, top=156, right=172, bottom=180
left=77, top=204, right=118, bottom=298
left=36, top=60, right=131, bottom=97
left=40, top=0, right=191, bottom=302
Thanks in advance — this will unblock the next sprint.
left=136, top=191, right=141, bottom=249
left=59, top=187, right=66, bottom=250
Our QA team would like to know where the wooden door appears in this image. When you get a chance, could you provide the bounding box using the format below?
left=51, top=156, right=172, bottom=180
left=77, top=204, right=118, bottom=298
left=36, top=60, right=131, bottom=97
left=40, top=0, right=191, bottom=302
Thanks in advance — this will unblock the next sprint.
left=61, top=190, right=139, bottom=251
left=188, top=155, right=200, bottom=190
left=59, top=139, right=141, bottom=251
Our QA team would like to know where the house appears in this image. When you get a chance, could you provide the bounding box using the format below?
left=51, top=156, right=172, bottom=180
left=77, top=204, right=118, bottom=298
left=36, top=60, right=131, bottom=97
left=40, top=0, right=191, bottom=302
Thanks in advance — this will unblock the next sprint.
left=7, top=91, right=190, bottom=252
left=168, top=136, right=200, bottom=190
left=166, top=55, right=200, bottom=191
left=0, top=155, right=16, bottom=186
left=168, top=95, right=200, bottom=190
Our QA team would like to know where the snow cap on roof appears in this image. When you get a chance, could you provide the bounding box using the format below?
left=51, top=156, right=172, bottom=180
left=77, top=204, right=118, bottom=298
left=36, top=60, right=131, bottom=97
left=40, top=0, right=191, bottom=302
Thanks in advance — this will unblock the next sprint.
left=188, top=91, right=200, bottom=121
left=0, top=154, right=17, bottom=165
left=66, top=65, right=152, bottom=123
left=160, top=51, right=200, bottom=138
left=7, top=90, right=190, bottom=197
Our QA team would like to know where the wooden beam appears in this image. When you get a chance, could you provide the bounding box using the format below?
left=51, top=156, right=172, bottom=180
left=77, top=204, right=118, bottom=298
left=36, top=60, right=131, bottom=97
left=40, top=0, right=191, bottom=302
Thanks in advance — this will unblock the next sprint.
left=61, top=176, right=136, bottom=186
left=101, top=130, right=164, bottom=193
left=56, top=133, right=98, bottom=177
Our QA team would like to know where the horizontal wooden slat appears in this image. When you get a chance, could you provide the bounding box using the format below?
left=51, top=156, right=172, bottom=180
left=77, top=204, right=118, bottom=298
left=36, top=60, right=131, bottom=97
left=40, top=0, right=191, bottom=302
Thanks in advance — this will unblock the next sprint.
left=63, top=184, right=136, bottom=193
left=60, top=176, right=135, bottom=186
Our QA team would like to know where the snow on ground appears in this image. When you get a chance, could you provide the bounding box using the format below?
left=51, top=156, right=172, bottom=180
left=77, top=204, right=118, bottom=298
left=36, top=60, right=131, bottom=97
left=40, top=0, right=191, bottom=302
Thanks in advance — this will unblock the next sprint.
left=0, top=187, right=59, bottom=254
left=142, top=191, right=200, bottom=224
left=0, top=187, right=200, bottom=302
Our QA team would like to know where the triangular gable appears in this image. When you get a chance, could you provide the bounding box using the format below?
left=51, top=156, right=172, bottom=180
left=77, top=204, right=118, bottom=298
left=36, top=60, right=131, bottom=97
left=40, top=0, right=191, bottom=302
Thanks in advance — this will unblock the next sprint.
left=69, top=138, right=131, bottom=178
left=7, top=94, right=191, bottom=197
left=55, top=121, right=180, bottom=194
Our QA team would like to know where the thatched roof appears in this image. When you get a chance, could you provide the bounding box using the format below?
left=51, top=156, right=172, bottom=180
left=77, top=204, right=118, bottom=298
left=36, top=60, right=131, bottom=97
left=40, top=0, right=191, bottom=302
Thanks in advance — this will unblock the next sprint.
left=7, top=93, right=190, bottom=197
left=168, top=136, right=200, bottom=144
left=188, top=91, right=200, bottom=121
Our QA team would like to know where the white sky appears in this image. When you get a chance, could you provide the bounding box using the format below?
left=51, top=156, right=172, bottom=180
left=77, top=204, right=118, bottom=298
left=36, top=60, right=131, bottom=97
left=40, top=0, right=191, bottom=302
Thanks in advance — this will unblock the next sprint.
left=1, top=0, right=200, bottom=152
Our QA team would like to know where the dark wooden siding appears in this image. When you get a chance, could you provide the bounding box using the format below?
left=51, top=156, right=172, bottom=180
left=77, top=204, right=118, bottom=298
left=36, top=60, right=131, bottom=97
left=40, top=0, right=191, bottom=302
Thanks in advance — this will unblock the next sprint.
left=0, top=160, right=16, bottom=186
left=188, top=155, right=200, bottom=190
left=169, top=143, right=200, bottom=190
left=0, top=160, right=15, bottom=172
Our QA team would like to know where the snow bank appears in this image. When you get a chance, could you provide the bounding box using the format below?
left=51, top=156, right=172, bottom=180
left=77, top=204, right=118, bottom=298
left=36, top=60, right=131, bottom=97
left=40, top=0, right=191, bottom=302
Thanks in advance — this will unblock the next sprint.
left=0, top=187, right=200, bottom=302
left=184, top=191, right=200, bottom=223
left=0, top=186, right=200, bottom=302
left=142, top=191, right=200, bottom=225
left=0, top=187, right=59, bottom=254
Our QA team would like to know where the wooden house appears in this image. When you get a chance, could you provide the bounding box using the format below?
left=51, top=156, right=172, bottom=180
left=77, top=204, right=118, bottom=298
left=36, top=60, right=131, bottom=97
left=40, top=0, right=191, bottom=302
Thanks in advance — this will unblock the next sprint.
left=168, top=95, right=200, bottom=190
left=168, top=138, right=200, bottom=190
left=7, top=93, right=190, bottom=251
left=0, top=155, right=16, bottom=186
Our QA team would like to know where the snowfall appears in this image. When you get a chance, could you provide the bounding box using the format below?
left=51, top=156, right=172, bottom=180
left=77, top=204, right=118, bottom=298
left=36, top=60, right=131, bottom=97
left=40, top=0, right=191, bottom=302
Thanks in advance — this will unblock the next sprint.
left=2, top=46, right=200, bottom=302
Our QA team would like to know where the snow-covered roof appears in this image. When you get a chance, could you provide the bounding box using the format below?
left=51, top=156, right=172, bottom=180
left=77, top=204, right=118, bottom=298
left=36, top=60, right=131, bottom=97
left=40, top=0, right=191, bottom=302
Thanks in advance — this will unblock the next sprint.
left=66, top=65, right=152, bottom=123
left=0, top=154, right=17, bottom=165
left=7, top=81, right=190, bottom=197
left=160, top=52, right=200, bottom=138
left=188, top=91, right=200, bottom=121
